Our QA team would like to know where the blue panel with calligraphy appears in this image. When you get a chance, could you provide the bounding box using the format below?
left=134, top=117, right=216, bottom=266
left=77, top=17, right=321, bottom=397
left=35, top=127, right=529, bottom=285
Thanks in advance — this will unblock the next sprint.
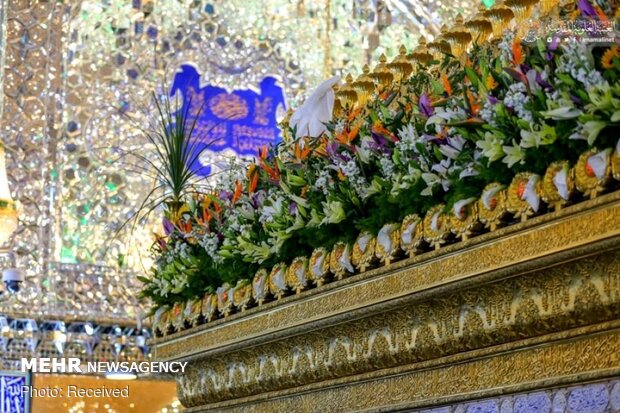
left=171, top=64, right=286, bottom=176
left=1, top=372, right=30, bottom=413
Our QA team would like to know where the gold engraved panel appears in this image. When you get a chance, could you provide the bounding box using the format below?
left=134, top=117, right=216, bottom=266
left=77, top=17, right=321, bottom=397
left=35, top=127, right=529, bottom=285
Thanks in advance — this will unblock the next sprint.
left=175, top=249, right=620, bottom=406
left=192, top=326, right=620, bottom=412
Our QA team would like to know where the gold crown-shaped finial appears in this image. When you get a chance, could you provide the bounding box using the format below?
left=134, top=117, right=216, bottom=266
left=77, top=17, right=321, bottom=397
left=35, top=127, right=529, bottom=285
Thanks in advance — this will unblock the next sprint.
left=408, top=36, right=433, bottom=68
left=336, top=73, right=359, bottom=108
left=371, top=54, right=394, bottom=87
left=388, top=45, right=413, bottom=81
left=352, top=64, right=377, bottom=105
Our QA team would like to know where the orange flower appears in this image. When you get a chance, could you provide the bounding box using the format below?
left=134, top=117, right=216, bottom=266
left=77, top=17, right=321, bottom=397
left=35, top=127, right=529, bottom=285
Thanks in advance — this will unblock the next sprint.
left=213, top=201, right=222, bottom=214
left=512, top=40, right=524, bottom=65
left=347, top=107, right=362, bottom=122
left=258, top=145, right=268, bottom=159
left=179, top=221, right=192, bottom=234
left=467, top=90, right=481, bottom=115
left=198, top=207, right=211, bottom=225
left=336, top=126, right=359, bottom=145
left=337, top=169, right=346, bottom=181
left=232, top=180, right=242, bottom=204
left=294, top=142, right=311, bottom=162
left=314, top=137, right=329, bottom=157
left=198, top=197, right=212, bottom=224
left=594, top=5, right=609, bottom=22
left=249, top=170, right=259, bottom=194
left=440, top=73, right=453, bottom=96
left=371, top=122, right=397, bottom=141
left=257, top=145, right=280, bottom=181
left=259, top=157, right=280, bottom=181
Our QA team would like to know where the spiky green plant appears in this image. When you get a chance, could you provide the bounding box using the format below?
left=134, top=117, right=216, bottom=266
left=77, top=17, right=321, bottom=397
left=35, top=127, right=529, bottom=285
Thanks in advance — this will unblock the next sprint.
left=119, top=90, right=213, bottom=235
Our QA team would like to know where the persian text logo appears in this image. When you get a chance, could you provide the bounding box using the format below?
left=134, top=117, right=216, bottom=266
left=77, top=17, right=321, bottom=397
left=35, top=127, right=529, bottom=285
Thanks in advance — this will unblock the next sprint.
left=522, top=17, right=618, bottom=45
left=21, top=358, right=188, bottom=374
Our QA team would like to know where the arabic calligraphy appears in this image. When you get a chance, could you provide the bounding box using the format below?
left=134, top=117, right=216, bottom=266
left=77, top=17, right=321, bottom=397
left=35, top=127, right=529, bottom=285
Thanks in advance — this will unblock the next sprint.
left=171, top=64, right=286, bottom=176
left=523, top=17, right=617, bottom=44
left=1, top=374, right=28, bottom=413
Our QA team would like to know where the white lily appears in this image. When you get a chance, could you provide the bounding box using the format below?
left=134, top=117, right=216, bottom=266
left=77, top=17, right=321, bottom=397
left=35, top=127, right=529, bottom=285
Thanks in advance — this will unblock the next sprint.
left=477, top=132, right=504, bottom=162
left=321, top=200, right=346, bottom=225
left=540, top=106, right=582, bottom=120
left=290, top=76, right=340, bottom=138
left=502, top=140, right=526, bottom=167
left=520, top=129, right=539, bottom=148
left=459, top=166, right=479, bottom=179
left=570, top=121, right=607, bottom=146
left=439, top=135, right=466, bottom=160
left=421, top=173, right=440, bottom=196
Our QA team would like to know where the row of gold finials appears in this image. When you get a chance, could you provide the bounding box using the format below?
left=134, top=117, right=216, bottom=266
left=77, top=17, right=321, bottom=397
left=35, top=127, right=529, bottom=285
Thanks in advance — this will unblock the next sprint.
left=333, top=0, right=563, bottom=109
left=154, top=146, right=620, bottom=337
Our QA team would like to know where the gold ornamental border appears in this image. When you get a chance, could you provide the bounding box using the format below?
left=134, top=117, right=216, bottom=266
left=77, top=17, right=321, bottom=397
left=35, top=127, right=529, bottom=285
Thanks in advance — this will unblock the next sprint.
left=154, top=192, right=620, bottom=361
left=187, top=322, right=620, bottom=413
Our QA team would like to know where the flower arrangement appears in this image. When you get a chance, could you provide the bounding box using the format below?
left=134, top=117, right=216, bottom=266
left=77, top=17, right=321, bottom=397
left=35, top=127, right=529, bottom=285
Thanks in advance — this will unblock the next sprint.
left=144, top=0, right=620, bottom=332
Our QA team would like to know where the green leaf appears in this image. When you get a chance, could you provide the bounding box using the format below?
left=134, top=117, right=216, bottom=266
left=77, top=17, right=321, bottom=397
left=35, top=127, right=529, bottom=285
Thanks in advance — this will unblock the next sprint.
left=464, top=66, right=481, bottom=89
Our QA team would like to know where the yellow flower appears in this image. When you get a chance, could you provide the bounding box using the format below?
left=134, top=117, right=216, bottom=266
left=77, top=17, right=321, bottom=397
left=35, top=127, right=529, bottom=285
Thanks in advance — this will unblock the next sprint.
left=601, top=46, right=620, bottom=69
left=485, top=75, right=498, bottom=90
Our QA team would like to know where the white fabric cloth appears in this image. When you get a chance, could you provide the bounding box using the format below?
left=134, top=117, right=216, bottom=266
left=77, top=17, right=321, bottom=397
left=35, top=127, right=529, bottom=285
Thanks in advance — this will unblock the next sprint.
left=290, top=76, right=341, bottom=138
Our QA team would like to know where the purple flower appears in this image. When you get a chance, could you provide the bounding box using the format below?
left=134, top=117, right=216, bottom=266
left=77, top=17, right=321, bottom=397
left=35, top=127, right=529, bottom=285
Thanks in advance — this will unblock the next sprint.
left=419, top=93, right=434, bottom=117
left=536, top=72, right=552, bottom=91
left=570, top=94, right=583, bottom=105
left=370, top=131, right=393, bottom=155
left=289, top=201, right=298, bottom=216
left=219, top=190, right=232, bottom=201
left=327, top=141, right=352, bottom=162
left=252, top=190, right=266, bottom=209
left=488, top=95, right=499, bottom=105
left=577, top=0, right=597, bottom=18
left=162, top=218, right=174, bottom=235
left=546, top=35, right=560, bottom=60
